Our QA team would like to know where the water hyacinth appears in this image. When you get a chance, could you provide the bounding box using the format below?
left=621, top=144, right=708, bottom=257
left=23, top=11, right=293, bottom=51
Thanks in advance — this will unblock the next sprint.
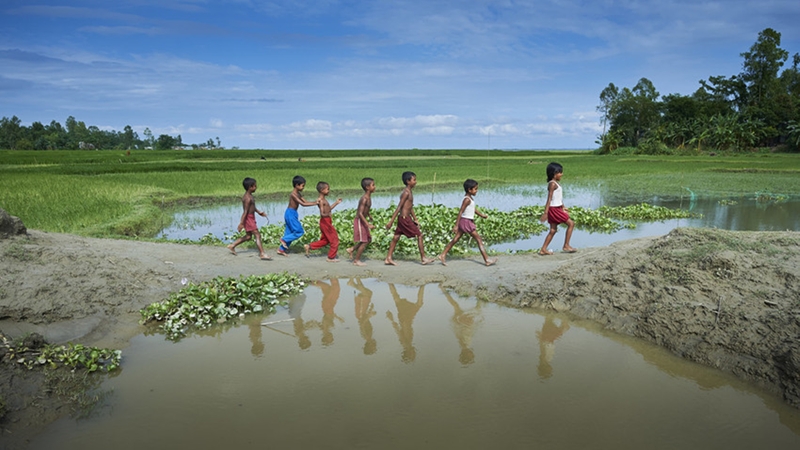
left=170, top=203, right=699, bottom=255
left=140, top=272, right=307, bottom=340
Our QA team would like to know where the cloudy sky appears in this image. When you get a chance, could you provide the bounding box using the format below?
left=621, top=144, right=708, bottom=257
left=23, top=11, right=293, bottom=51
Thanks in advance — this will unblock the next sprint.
left=1, top=1, right=799, bottom=149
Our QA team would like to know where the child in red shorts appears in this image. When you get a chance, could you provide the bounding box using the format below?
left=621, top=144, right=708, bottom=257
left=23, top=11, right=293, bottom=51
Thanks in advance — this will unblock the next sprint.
left=539, top=162, right=577, bottom=255
left=304, top=181, right=342, bottom=262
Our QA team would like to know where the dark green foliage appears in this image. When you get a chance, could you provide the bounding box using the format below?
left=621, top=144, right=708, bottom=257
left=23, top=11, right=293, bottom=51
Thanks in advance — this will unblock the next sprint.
left=599, top=28, right=800, bottom=153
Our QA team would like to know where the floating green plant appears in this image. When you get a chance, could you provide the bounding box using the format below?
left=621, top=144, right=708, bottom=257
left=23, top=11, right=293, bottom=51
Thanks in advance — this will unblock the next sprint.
left=141, top=272, right=307, bottom=340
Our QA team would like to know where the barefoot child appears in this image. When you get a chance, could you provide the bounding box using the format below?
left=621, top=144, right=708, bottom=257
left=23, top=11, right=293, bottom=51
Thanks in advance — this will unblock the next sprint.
left=384, top=171, right=435, bottom=266
left=438, top=179, right=497, bottom=266
left=227, top=177, right=271, bottom=260
left=304, top=181, right=342, bottom=262
left=539, top=162, right=577, bottom=255
left=278, top=175, right=319, bottom=256
left=346, top=177, right=376, bottom=266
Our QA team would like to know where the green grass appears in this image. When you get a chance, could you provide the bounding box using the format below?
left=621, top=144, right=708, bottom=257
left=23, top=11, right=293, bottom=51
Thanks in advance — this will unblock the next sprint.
left=2, top=149, right=800, bottom=237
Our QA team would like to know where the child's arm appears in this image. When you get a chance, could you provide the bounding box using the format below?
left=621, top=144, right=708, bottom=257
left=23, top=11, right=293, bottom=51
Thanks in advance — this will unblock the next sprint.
left=475, top=205, right=488, bottom=219
left=330, top=198, right=343, bottom=210
left=292, top=190, right=319, bottom=207
left=357, top=199, right=374, bottom=229
left=540, top=181, right=556, bottom=222
left=238, top=196, right=252, bottom=231
left=386, top=191, right=409, bottom=229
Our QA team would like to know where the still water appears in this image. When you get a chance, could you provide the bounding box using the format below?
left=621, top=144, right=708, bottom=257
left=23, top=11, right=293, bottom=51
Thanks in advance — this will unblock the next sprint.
left=159, top=185, right=799, bottom=250
left=31, top=280, right=800, bottom=449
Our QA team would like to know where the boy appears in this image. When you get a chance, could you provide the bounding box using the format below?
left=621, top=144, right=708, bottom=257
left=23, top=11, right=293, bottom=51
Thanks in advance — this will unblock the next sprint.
left=227, top=177, right=271, bottom=260
left=346, top=177, right=376, bottom=266
left=278, top=175, right=319, bottom=256
left=384, top=171, right=435, bottom=265
left=304, top=181, right=343, bottom=262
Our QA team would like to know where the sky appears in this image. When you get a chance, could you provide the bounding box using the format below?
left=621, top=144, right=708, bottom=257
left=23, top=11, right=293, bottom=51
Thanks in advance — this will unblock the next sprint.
left=1, top=1, right=799, bottom=150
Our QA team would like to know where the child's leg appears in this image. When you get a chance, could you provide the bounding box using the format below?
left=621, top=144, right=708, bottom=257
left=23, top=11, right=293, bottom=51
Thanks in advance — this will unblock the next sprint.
left=468, top=230, right=496, bottom=265
left=385, top=234, right=401, bottom=265
left=227, top=232, right=252, bottom=254
left=417, top=235, right=434, bottom=264
left=328, top=230, right=339, bottom=260
left=563, top=219, right=576, bottom=252
left=353, top=242, right=368, bottom=264
left=540, top=224, right=558, bottom=255
left=254, top=232, right=271, bottom=259
left=439, top=230, right=463, bottom=265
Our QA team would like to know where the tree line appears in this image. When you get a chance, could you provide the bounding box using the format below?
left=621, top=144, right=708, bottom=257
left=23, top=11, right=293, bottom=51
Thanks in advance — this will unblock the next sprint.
left=0, top=115, right=222, bottom=150
left=597, top=28, right=800, bottom=154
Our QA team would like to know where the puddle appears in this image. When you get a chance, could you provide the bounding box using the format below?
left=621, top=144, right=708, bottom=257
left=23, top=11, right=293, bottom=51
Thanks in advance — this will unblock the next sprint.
left=158, top=185, right=800, bottom=251
left=30, top=280, right=800, bottom=449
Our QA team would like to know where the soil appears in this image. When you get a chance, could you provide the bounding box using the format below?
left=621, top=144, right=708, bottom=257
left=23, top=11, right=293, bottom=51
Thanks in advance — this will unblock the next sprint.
left=1, top=227, right=799, bottom=448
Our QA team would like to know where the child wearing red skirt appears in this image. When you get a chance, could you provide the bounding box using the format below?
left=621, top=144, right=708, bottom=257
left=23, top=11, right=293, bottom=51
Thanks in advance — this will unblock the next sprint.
left=305, top=181, right=342, bottom=262
left=539, top=162, right=577, bottom=255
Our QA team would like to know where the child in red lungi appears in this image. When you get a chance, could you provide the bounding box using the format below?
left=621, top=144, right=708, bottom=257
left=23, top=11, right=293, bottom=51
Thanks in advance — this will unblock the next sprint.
left=305, top=181, right=342, bottom=262
left=539, top=162, right=577, bottom=255
left=384, top=171, right=435, bottom=266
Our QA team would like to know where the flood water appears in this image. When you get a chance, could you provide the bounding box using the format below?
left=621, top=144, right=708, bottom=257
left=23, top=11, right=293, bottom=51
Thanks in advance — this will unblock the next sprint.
left=158, top=184, right=800, bottom=250
left=31, top=280, right=800, bottom=449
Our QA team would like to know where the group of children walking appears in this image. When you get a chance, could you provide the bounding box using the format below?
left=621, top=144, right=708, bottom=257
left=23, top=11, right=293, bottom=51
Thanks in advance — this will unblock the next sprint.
left=227, top=163, right=576, bottom=265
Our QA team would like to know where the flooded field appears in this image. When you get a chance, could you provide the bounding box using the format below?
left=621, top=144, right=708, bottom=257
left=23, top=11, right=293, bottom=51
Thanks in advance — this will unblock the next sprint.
left=30, top=280, right=800, bottom=450
left=158, top=184, right=800, bottom=250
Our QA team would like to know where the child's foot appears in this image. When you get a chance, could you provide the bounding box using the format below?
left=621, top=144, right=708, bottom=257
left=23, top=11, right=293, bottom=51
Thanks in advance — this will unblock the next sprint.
left=539, top=249, right=554, bottom=256
left=346, top=247, right=354, bottom=260
left=421, top=257, right=435, bottom=265
left=485, top=258, right=498, bottom=266
left=438, top=254, right=448, bottom=266
left=562, top=246, right=578, bottom=253
left=304, top=244, right=310, bottom=257
left=384, top=258, right=397, bottom=266
left=326, top=258, right=340, bottom=263
left=227, top=244, right=237, bottom=255
left=353, top=260, right=366, bottom=266
left=260, top=253, right=272, bottom=261
left=277, top=248, right=288, bottom=257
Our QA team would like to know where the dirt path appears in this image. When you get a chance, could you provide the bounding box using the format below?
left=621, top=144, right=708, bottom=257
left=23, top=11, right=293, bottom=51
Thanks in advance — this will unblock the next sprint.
left=1, top=227, right=799, bottom=447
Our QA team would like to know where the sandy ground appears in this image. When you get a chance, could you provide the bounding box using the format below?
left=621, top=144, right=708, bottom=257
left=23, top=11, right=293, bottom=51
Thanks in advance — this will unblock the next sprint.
left=1, top=227, right=799, bottom=447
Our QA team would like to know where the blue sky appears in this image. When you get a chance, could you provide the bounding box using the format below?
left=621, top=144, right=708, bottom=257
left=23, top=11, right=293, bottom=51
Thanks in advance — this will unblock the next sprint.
left=1, top=1, right=799, bottom=150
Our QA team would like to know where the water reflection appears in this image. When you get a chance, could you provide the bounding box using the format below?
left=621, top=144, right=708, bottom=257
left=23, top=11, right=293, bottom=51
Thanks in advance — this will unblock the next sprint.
left=536, top=316, right=570, bottom=379
left=350, top=278, right=377, bottom=355
left=440, top=284, right=483, bottom=365
left=30, top=279, right=800, bottom=450
left=386, top=283, right=424, bottom=363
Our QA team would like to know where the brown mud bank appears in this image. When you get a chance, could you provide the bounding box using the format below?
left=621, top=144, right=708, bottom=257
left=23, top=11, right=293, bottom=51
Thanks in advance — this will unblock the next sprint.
left=0, top=227, right=799, bottom=446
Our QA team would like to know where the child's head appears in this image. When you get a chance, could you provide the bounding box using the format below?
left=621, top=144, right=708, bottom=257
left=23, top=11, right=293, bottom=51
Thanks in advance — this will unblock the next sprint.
left=292, top=175, right=306, bottom=188
left=361, top=177, right=374, bottom=191
left=463, top=178, right=478, bottom=193
left=316, top=181, right=329, bottom=193
left=242, top=177, right=257, bottom=191
left=402, top=171, right=416, bottom=186
left=546, top=162, right=563, bottom=182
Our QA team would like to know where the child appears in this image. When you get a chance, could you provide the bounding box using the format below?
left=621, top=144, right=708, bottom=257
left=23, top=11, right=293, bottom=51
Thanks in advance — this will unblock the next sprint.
left=227, top=177, right=271, bottom=260
left=304, top=181, right=343, bottom=262
left=384, top=171, right=435, bottom=266
left=438, top=179, right=497, bottom=266
left=346, top=177, right=376, bottom=266
left=539, top=162, right=577, bottom=255
left=278, top=175, right=319, bottom=256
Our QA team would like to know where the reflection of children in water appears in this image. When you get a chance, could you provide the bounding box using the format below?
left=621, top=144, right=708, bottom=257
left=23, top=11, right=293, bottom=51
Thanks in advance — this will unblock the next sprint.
left=536, top=316, right=570, bottom=380
left=349, top=278, right=377, bottom=355
left=288, top=294, right=312, bottom=350
left=312, top=279, right=343, bottom=346
left=248, top=320, right=264, bottom=357
left=386, top=283, right=424, bottom=363
left=439, top=284, right=483, bottom=365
